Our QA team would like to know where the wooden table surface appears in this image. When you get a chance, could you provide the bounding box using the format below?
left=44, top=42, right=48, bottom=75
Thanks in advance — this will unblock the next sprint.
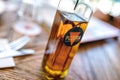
left=0, top=3, right=120, bottom=80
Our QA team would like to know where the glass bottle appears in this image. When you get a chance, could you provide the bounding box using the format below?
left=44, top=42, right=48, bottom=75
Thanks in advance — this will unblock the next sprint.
left=41, top=0, right=93, bottom=79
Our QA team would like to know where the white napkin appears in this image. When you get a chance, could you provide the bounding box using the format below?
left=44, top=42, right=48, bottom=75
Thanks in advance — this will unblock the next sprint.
left=0, top=57, right=15, bottom=68
left=0, top=39, right=15, bottom=68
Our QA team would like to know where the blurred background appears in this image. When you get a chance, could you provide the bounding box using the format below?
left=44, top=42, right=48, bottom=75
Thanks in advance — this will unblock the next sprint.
left=0, top=0, right=120, bottom=42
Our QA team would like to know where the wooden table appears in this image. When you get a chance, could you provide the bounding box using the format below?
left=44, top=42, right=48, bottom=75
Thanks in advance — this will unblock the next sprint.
left=0, top=3, right=120, bottom=80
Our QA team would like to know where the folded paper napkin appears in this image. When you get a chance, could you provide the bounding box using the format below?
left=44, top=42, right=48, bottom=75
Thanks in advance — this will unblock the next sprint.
left=0, top=39, right=15, bottom=68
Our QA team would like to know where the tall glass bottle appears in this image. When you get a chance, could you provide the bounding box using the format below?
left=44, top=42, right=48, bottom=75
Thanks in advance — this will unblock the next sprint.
left=41, top=0, right=93, bottom=79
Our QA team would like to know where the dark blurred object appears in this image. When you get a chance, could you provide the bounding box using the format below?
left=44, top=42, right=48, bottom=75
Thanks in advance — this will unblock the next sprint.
left=93, top=0, right=120, bottom=29
left=0, top=0, right=5, bottom=26
left=111, top=16, right=120, bottom=28
left=93, top=9, right=111, bottom=22
left=93, top=9, right=120, bottom=29
left=0, top=18, right=3, bottom=26
left=109, top=0, right=120, bottom=28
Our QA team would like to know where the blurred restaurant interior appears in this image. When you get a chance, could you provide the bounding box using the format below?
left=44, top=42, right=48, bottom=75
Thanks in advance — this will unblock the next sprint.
left=0, top=0, right=120, bottom=80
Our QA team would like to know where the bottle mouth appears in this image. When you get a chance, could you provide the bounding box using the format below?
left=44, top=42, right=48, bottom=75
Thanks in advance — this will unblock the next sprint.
left=57, top=0, right=93, bottom=21
left=73, top=0, right=93, bottom=21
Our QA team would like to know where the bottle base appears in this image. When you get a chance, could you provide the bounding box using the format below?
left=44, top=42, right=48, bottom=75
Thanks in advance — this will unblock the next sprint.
left=40, top=65, right=68, bottom=80
left=45, top=75, right=65, bottom=80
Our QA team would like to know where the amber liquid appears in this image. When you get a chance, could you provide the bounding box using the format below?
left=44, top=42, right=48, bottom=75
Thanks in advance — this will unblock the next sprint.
left=42, top=10, right=88, bottom=80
